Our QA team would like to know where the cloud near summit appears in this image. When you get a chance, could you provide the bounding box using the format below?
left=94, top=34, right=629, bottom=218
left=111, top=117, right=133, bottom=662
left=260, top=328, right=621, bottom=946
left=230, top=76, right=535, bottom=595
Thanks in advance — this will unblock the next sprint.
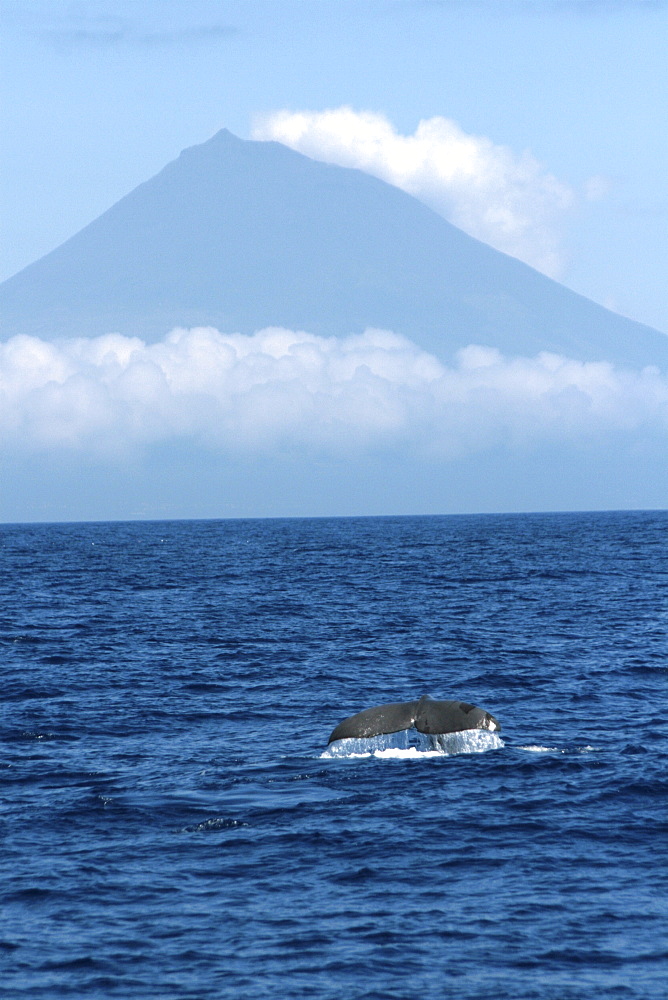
left=253, top=107, right=573, bottom=277
left=2, top=327, right=667, bottom=460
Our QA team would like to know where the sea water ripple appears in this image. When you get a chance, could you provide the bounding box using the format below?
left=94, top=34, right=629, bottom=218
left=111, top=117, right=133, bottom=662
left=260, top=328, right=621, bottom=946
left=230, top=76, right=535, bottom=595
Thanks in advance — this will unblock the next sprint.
left=1, top=511, right=667, bottom=999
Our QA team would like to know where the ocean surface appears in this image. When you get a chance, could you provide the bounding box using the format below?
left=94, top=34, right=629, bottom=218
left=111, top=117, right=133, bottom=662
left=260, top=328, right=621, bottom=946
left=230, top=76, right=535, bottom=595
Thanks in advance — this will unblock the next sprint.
left=1, top=511, right=667, bottom=999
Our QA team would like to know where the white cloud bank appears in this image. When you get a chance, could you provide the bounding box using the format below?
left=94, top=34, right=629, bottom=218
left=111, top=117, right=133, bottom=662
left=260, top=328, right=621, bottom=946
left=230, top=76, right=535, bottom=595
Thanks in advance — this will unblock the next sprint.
left=253, top=108, right=574, bottom=278
left=2, top=327, right=667, bottom=460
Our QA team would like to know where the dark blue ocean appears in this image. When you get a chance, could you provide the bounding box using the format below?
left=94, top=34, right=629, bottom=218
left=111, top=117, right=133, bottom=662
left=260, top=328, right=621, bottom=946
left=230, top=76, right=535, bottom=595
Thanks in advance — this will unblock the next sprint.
left=2, top=511, right=667, bottom=999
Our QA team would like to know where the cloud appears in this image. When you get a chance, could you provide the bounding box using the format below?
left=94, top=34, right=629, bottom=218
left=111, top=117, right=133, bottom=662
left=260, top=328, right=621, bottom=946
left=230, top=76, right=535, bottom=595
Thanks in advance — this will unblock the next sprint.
left=253, top=108, right=574, bottom=277
left=2, top=327, right=667, bottom=462
left=39, top=15, right=238, bottom=49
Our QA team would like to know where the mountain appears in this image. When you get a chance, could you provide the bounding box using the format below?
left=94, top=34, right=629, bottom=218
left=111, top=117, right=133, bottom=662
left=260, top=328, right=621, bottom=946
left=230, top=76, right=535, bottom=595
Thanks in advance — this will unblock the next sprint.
left=1, top=128, right=667, bottom=369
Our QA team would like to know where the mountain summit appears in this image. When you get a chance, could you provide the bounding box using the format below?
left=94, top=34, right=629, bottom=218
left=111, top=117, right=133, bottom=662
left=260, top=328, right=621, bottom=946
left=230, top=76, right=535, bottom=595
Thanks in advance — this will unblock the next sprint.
left=1, top=128, right=666, bottom=368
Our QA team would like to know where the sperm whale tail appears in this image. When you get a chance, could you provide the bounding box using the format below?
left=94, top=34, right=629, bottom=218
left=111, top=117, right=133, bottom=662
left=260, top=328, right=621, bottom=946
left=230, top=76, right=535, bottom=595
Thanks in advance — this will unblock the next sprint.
left=328, top=695, right=500, bottom=744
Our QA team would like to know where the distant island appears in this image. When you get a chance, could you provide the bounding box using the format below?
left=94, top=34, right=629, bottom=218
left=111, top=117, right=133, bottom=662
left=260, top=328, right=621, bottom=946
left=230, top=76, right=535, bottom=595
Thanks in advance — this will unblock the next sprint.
left=2, top=128, right=667, bottom=371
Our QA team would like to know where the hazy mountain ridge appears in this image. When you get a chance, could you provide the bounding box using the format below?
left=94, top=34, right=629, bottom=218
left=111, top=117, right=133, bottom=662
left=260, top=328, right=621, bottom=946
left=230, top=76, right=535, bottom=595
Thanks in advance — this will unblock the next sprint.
left=1, top=128, right=667, bottom=370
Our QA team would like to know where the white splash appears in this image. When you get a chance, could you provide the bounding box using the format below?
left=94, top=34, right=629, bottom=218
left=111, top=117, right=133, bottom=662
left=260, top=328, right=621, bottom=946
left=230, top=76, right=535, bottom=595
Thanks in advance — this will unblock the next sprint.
left=321, top=728, right=504, bottom=759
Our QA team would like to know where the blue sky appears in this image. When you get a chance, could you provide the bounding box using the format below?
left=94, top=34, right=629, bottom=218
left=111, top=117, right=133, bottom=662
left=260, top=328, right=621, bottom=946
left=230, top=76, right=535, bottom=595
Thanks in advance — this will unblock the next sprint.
left=2, top=0, right=667, bottom=334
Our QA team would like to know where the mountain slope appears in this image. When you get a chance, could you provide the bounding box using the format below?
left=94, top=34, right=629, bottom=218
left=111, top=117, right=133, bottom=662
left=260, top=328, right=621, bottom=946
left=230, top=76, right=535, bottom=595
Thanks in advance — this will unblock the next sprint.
left=1, top=128, right=666, bottom=369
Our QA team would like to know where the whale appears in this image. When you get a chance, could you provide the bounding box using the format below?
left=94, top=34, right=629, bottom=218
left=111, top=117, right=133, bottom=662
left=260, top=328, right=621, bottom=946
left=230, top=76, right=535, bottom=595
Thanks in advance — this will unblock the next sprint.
left=328, top=695, right=501, bottom=744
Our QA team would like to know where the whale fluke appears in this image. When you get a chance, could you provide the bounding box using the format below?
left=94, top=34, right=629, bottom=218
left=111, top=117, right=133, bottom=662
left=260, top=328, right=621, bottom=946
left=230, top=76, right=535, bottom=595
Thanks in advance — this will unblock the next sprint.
left=328, top=695, right=500, bottom=743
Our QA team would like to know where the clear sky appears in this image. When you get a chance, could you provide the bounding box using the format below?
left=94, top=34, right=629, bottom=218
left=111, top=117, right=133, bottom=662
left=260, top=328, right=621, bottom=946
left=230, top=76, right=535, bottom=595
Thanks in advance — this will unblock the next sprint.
left=2, top=0, right=667, bottom=335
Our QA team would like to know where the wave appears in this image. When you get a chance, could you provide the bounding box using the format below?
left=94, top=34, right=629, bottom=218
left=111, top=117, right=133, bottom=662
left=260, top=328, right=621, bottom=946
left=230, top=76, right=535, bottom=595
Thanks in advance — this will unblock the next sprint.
left=518, top=744, right=599, bottom=754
